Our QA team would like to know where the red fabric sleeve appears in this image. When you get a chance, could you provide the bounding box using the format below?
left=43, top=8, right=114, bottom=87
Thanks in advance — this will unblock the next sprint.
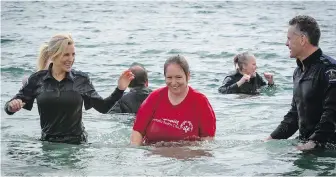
left=132, top=88, right=162, bottom=136
left=198, top=94, right=216, bottom=137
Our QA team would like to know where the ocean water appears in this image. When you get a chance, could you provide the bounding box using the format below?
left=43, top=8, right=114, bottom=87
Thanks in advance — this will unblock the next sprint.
left=1, top=1, right=336, bottom=176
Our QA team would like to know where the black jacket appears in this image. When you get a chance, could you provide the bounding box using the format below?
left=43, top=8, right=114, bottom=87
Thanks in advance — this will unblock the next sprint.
left=271, top=49, right=336, bottom=144
left=4, top=63, right=124, bottom=144
left=218, top=72, right=272, bottom=94
left=108, top=86, right=152, bottom=114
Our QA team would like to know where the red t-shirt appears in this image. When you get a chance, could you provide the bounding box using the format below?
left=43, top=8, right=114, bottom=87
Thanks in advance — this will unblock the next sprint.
left=133, top=86, right=216, bottom=144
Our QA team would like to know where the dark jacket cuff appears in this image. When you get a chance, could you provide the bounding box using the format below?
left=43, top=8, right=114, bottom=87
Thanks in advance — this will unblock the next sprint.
left=270, top=128, right=286, bottom=139
left=308, top=133, right=329, bottom=143
left=4, top=101, right=15, bottom=115
left=113, top=87, right=125, bottom=96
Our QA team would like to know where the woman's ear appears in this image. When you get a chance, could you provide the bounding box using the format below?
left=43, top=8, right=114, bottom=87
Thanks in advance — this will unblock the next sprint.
left=187, top=72, right=191, bottom=82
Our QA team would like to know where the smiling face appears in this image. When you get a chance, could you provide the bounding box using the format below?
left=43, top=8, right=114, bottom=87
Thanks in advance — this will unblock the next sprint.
left=53, top=44, right=75, bottom=73
left=165, top=63, right=190, bottom=95
left=286, top=25, right=305, bottom=59
left=242, top=56, right=257, bottom=77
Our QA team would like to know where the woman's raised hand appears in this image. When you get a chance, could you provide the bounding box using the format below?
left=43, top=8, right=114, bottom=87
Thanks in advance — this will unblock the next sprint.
left=117, top=70, right=135, bottom=90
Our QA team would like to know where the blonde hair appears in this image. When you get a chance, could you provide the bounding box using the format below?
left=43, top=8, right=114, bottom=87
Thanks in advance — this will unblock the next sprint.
left=37, top=34, right=74, bottom=71
left=233, top=51, right=254, bottom=71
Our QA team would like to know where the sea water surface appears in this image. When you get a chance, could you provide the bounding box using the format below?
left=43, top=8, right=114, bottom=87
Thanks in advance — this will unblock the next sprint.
left=1, top=1, right=336, bottom=176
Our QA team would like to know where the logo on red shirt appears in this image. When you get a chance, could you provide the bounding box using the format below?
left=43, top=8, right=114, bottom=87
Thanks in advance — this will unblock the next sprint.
left=180, top=121, right=193, bottom=133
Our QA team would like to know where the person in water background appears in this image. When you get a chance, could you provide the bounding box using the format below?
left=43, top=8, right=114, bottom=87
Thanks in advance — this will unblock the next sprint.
left=108, top=62, right=152, bottom=114
left=218, top=51, right=274, bottom=94
left=130, top=55, right=216, bottom=146
left=4, top=33, right=134, bottom=144
left=265, top=15, right=336, bottom=151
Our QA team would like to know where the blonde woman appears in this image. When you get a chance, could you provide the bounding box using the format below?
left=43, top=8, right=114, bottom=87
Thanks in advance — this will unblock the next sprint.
left=21, top=43, right=52, bottom=85
left=5, top=33, right=134, bottom=144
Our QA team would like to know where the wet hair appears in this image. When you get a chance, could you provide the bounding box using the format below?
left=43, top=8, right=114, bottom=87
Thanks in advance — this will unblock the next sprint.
left=233, top=52, right=255, bottom=71
left=164, top=55, right=190, bottom=78
left=289, top=15, right=320, bottom=46
left=37, top=33, right=74, bottom=71
left=128, top=62, right=148, bottom=88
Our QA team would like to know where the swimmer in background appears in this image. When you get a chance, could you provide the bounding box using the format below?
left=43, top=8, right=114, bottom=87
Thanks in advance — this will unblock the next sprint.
left=218, top=52, right=274, bottom=95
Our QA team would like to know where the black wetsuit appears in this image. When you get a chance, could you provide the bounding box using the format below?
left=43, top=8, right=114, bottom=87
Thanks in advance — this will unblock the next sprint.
left=218, top=72, right=273, bottom=94
left=107, top=86, right=151, bottom=114
left=4, top=63, right=124, bottom=144
left=271, top=49, right=336, bottom=145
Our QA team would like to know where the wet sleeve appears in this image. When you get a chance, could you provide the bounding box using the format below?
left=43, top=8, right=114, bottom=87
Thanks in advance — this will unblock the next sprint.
left=107, top=100, right=123, bottom=114
left=198, top=94, right=216, bottom=137
left=22, top=75, right=29, bottom=85
left=270, top=97, right=299, bottom=139
left=309, top=67, right=336, bottom=143
left=4, top=75, right=37, bottom=115
left=218, top=76, right=239, bottom=94
left=81, top=76, right=124, bottom=113
left=133, top=91, right=157, bottom=136
left=256, top=73, right=267, bottom=86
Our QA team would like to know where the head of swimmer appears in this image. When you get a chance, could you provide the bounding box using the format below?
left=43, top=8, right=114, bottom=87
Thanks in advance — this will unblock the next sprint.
left=164, top=55, right=190, bottom=95
left=128, top=62, right=148, bottom=88
left=234, top=52, right=257, bottom=77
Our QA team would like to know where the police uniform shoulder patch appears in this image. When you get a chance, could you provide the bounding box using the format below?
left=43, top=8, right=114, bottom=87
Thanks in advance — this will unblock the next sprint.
left=325, top=69, right=336, bottom=83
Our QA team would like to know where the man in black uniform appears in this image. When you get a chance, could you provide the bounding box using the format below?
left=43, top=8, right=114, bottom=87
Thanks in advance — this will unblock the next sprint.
left=266, top=15, right=336, bottom=150
left=108, top=62, right=152, bottom=114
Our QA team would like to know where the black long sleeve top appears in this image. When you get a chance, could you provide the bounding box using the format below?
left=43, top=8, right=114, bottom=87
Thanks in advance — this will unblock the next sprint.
left=218, top=72, right=273, bottom=94
left=271, top=49, right=336, bottom=144
left=4, top=63, right=124, bottom=138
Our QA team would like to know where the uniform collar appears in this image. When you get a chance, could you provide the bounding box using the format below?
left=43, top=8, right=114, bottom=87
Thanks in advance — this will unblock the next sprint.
left=296, top=48, right=322, bottom=69
left=43, top=63, right=74, bottom=82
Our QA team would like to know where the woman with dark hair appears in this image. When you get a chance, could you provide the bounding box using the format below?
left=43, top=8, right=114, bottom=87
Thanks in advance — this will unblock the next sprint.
left=130, top=55, right=216, bottom=146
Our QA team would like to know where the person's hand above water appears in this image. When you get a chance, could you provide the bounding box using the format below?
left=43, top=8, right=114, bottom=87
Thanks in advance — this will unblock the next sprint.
left=117, top=70, right=135, bottom=90
left=264, top=72, right=274, bottom=85
left=7, top=99, right=25, bottom=113
left=237, top=74, right=251, bottom=87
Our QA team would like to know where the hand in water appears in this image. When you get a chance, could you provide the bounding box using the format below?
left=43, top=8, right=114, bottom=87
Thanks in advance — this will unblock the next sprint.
left=7, top=99, right=26, bottom=113
left=296, top=141, right=316, bottom=151
left=264, top=72, right=274, bottom=84
left=117, top=70, right=135, bottom=90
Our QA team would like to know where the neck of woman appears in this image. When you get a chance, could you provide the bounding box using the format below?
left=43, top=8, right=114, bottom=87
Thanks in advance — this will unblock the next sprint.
left=168, top=86, right=189, bottom=106
left=238, top=70, right=247, bottom=75
left=52, top=67, right=66, bottom=81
